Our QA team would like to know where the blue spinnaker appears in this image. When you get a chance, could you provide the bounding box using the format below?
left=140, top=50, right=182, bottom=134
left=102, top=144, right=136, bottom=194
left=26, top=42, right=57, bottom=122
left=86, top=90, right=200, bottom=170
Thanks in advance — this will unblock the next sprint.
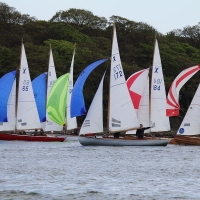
left=32, top=73, right=47, bottom=122
left=70, top=58, right=107, bottom=118
left=0, top=70, right=16, bottom=122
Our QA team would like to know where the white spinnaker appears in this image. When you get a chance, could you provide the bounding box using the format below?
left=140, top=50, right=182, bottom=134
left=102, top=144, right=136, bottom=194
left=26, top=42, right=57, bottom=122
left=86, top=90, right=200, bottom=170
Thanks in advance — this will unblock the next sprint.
left=79, top=73, right=105, bottom=135
left=0, top=79, right=16, bottom=131
left=45, top=47, right=62, bottom=132
left=150, top=39, right=170, bottom=132
left=16, top=43, right=41, bottom=130
left=177, top=84, right=200, bottom=135
left=66, top=48, right=77, bottom=130
left=109, top=24, right=139, bottom=132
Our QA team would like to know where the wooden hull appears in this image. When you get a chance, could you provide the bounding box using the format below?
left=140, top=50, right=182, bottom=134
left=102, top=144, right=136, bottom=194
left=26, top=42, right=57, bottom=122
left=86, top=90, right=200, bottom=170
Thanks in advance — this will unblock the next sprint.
left=168, top=138, right=177, bottom=145
left=79, top=136, right=170, bottom=146
left=174, top=135, right=200, bottom=145
left=0, top=133, right=66, bottom=142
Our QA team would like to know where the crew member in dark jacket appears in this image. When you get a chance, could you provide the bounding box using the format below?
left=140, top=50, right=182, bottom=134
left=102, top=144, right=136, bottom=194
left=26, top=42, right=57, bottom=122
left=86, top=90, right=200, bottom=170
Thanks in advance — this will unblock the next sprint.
left=136, top=124, right=151, bottom=139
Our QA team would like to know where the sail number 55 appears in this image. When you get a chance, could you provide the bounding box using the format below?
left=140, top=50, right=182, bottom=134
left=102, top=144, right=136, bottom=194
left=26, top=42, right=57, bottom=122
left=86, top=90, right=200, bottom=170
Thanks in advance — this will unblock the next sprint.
left=22, top=80, right=29, bottom=91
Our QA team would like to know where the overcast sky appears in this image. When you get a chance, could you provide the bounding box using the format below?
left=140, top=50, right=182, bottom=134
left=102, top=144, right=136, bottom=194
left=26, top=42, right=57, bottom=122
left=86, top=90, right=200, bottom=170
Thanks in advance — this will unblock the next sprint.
left=4, top=0, right=200, bottom=34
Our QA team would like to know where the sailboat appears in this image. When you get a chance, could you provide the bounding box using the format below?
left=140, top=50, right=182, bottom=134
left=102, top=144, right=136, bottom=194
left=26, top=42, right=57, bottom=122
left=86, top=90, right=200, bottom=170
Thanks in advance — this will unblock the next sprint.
left=45, top=46, right=63, bottom=132
left=126, top=39, right=171, bottom=136
left=45, top=48, right=79, bottom=140
left=166, top=65, right=200, bottom=145
left=74, top=24, right=170, bottom=146
left=0, top=42, right=65, bottom=142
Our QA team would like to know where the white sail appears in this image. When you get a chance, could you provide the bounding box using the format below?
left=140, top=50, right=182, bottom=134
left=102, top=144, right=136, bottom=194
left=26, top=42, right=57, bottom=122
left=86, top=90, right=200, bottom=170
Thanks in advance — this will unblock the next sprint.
left=177, top=84, right=200, bottom=135
left=0, top=79, right=16, bottom=131
left=126, top=71, right=150, bottom=134
left=150, top=39, right=170, bottom=132
left=66, top=48, right=77, bottom=130
left=45, top=47, right=62, bottom=132
left=79, top=73, right=105, bottom=135
left=138, top=77, right=150, bottom=132
left=109, top=24, right=140, bottom=132
left=16, top=43, right=41, bottom=130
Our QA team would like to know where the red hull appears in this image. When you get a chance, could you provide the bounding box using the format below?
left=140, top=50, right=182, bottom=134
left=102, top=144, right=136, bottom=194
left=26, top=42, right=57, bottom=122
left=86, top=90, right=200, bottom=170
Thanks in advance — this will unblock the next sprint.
left=0, top=133, right=66, bottom=142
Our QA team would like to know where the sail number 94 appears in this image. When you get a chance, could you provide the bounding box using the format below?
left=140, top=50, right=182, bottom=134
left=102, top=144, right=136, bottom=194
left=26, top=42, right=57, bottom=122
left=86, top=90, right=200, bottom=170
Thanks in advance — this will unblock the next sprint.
left=153, top=85, right=160, bottom=90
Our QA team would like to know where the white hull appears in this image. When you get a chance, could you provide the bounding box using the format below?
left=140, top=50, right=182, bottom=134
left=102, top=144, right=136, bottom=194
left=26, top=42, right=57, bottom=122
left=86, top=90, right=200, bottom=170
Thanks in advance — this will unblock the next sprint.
left=79, top=136, right=170, bottom=146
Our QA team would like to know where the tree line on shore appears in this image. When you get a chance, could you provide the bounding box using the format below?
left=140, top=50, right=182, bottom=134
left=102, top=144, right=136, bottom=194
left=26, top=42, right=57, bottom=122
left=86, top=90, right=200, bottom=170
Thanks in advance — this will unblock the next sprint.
left=1, top=2, right=200, bottom=128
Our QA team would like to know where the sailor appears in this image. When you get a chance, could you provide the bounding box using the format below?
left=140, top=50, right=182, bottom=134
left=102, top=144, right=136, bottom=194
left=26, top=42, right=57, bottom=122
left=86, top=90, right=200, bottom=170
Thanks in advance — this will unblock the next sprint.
left=114, top=132, right=120, bottom=138
left=136, top=124, right=151, bottom=139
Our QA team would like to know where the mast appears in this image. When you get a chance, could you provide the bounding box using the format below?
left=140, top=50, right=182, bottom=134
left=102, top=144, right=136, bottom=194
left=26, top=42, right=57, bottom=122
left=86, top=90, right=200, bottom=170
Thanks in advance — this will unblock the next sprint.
left=107, top=23, right=115, bottom=133
left=15, top=39, right=23, bottom=132
left=149, top=35, right=157, bottom=128
left=66, top=43, right=77, bottom=131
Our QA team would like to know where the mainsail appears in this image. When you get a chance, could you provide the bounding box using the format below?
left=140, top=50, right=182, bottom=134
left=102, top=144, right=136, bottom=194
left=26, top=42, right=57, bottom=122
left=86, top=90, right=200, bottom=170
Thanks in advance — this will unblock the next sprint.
left=16, top=43, right=41, bottom=130
left=109, top=23, right=140, bottom=132
left=166, top=65, right=200, bottom=116
left=150, top=39, right=170, bottom=132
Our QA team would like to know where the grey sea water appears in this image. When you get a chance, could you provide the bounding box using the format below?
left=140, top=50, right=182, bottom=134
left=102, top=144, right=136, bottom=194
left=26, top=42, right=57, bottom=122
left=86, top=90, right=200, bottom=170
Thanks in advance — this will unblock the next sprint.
left=0, top=140, right=200, bottom=200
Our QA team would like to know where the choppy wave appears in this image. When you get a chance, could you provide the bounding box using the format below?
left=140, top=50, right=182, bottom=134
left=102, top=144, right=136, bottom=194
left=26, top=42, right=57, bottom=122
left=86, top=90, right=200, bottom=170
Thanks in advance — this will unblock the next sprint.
left=0, top=141, right=200, bottom=199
